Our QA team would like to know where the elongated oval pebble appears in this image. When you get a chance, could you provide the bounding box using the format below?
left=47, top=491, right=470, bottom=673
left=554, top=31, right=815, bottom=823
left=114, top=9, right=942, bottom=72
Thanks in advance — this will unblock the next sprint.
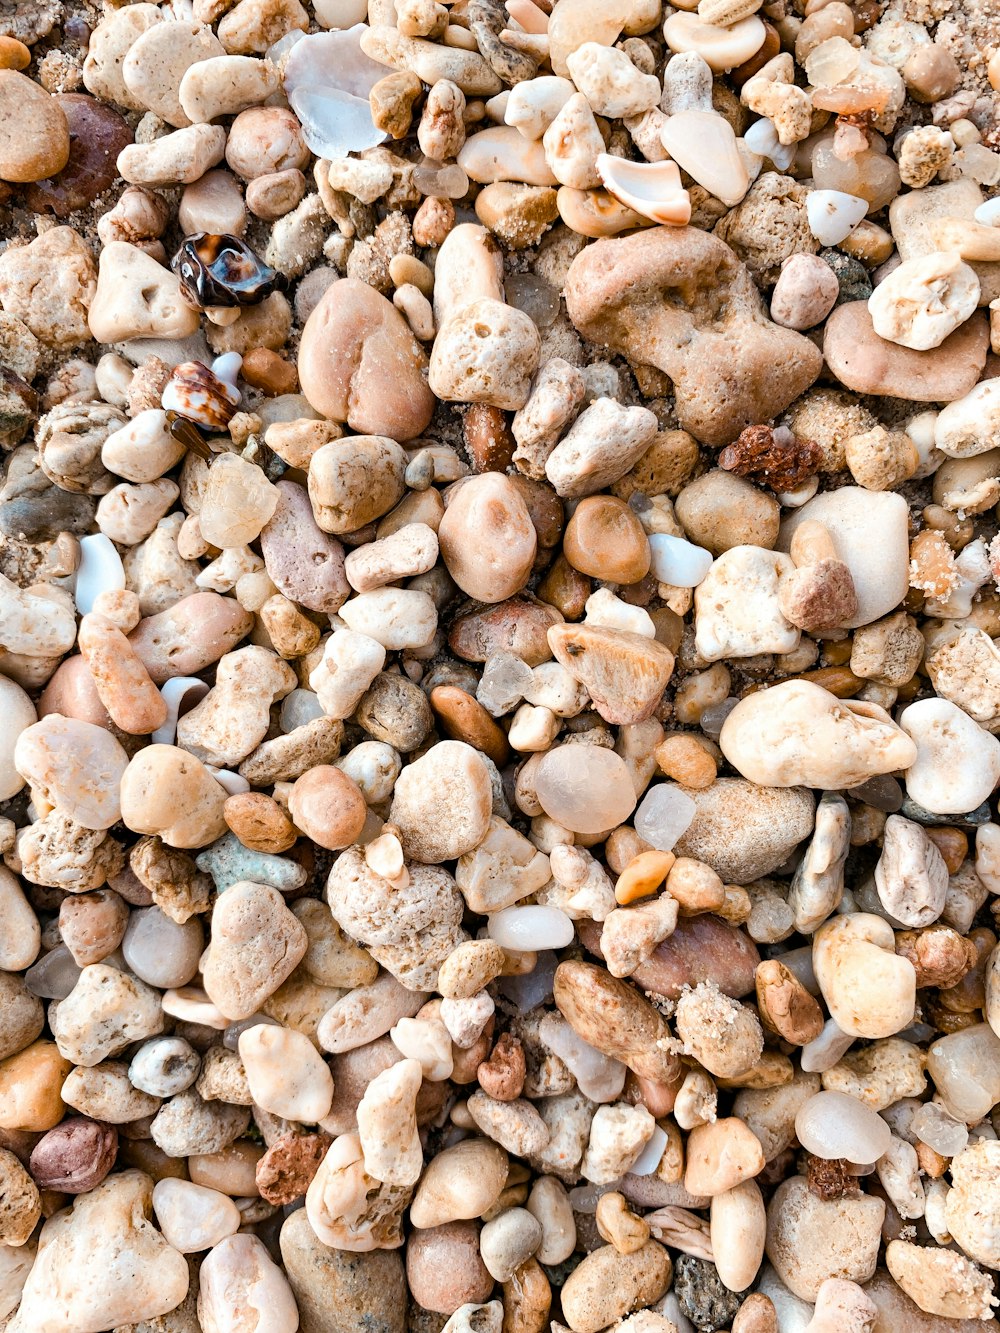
left=488, top=905, right=575, bottom=950
left=794, top=1090, right=891, bottom=1163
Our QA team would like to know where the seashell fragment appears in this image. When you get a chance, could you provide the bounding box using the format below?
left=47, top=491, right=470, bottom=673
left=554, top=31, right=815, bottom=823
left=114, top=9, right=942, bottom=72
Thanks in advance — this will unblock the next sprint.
left=162, top=357, right=242, bottom=434
left=596, top=153, right=691, bottom=226
left=75, top=534, right=126, bottom=616
left=171, top=233, right=284, bottom=309
left=659, top=110, right=750, bottom=208
left=282, top=27, right=388, bottom=160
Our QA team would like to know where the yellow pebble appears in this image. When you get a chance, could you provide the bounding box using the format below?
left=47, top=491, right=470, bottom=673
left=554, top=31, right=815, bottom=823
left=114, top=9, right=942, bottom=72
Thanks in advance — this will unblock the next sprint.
left=614, top=848, right=675, bottom=905
left=0, top=36, right=30, bottom=71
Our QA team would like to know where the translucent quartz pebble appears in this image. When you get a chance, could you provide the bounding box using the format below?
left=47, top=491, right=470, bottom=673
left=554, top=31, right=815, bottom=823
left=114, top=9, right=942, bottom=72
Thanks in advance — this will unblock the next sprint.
left=413, top=161, right=469, bottom=198
left=75, top=533, right=125, bottom=615
left=497, top=949, right=557, bottom=1011
left=926, top=1024, right=1000, bottom=1122
left=911, top=1101, right=969, bottom=1157
left=539, top=1012, right=626, bottom=1102
left=806, top=189, right=868, bottom=246
left=743, top=118, right=795, bottom=171
left=795, top=1090, right=891, bottom=1163
left=488, top=905, right=575, bottom=950
left=799, top=1017, right=853, bottom=1073
left=631, top=1125, right=668, bottom=1176
left=633, top=784, right=697, bottom=852
left=24, top=945, right=82, bottom=1000
left=648, top=533, right=713, bottom=587
left=477, top=652, right=534, bottom=717
left=699, top=698, right=739, bottom=742
left=282, top=28, right=388, bottom=159
left=505, top=273, right=560, bottom=329
left=280, top=689, right=325, bottom=732
left=535, top=745, right=638, bottom=835
left=846, top=774, right=903, bottom=812
left=975, top=197, right=1000, bottom=226
left=152, top=677, right=209, bottom=747
left=223, top=1013, right=282, bottom=1051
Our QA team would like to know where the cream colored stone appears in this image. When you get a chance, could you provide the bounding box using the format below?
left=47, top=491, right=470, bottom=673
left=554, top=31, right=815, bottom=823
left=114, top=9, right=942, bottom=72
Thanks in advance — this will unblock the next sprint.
left=179, top=54, right=278, bottom=123
left=198, top=1233, right=299, bottom=1333
left=238, top=1023, right=334, bottom=1123
left=89, top=244, right=199, bottom=343
left=152, top=1178, right=241, bottom=1254
left=357, top=1057, right=423, bottom=1186
left=868, top=251, right=980, bottom=351
left=900, top=697, right=1000, bottom=814
left=694, top=546, right=798, bottom=662
left=118, top=124, right=227, bottom=187
left=813, top=913, right=916, bottom=1039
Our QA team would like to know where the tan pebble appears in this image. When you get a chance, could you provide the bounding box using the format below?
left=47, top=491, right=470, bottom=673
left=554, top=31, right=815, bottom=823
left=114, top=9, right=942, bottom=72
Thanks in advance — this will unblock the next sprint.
left=389, top=740, right=493, bottom=864
left=560, top=1242, right=671, bottom=1333
left=77, top=613, right=167, bottom=736
left=308, top=435, right=408, bottom=535
left=14, top=714, right=127, bottom=831
left=0, top=1147, right=40, bottom=1245
left=122, top=20, right=225, bottom=128
left=120, top=744, right=229, bottom=848
left=0, top=71, right=70, bottom=184
left=410, top=1137, right=508, bottom=1228
left=563, top=495, right=650, bottom=584
left=288, top=765, right=368, bottom=851
left=0, top=1041, right=73, bottom=1131
left=439, top=473, right=537, bottom=602
left=0, top=36, right=30, bottom=70
left=764, top=1175, right=884, bottom=1300
left=224, top=791, right=297, bottom=852
left=430, top=687, right=510, bottom=767
left=553, top=961, right=682, bottom=1087
left=201, top=881, right=308, bottom=1021
left=548, top=622, right=674, bottom=726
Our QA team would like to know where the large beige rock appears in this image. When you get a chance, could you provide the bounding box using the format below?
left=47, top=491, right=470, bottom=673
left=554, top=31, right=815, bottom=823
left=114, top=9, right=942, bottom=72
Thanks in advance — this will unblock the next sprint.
left=0, top=71, right=70, bottom=183
left=201, top=881, right=308, bottom=1020
left=7, top=1170, right=189, bottom=1333
left=564, top=227, right=821, bottom=446
left=673, top=779, right=815, bottom=883
left=0, top=226, right=96, bottom=347
left=88, top=243, right=200, bottom=343
left=298, top=278, right=434, bottom=441
left=764, top=1176, right=884, bottom=1301
left=389, top=741, right=493, bottom=864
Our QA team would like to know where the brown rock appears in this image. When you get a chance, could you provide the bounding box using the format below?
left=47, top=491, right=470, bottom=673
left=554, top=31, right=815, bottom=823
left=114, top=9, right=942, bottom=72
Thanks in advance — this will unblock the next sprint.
left=287, top=765, right=368, bottom=851
left=823, top=302, right=989, bottom=401
left=449, top=597, right=564, bottom=667
left=0, top=71, right=70, bottom=183
left=405, top=1221, right=494, bottom=1315
left=430, top=686, right=510, bottom=766
left=0, top=1147, right=40, bottom=1244
left=564, top=227, right=821, bottom=446
left=224, top=791, right=297, bottom=853
left=581, top=914, right=760, bottom=999
left=464, top=403, right=516, bottom=473
left=547, top=622, right=673, bottom=725
left=553, top=961, right=682, bottom=1086
left=298, top=278, right=435, bottom=441
left=560, top=1242, right=671, bottom=1333
left=755, top=960, right=825, bottom=1045
left=538, top=555, right=591, bottom=620
left=256, top=1131, right=331, bottom=1206
left=28, top=1116, right=117, bottom=1193
left=779, top=560, right=858, bottom=632
left=439, top=473, right=537, bottom=603
left=563, top=495, right=650, bottom=584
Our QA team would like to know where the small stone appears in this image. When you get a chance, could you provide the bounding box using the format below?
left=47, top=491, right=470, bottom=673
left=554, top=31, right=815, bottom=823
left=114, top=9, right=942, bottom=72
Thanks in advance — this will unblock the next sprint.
left=51, top=963, right=164, bottom=1067
left=771, top=254, right=841, bottom=330
left=439, top=473, right=537, bottom=602
left=279, top=1207, right=407, bottom=1333
left=764, top=1176, right=884, bottom=1301
left=0, top=1041, right=71, bottom=1131
left=548, top=623, right=674, bottom=725
left=28, top=1115, right=118, bottom=1193
left=389, top=740, right=493, bottom=863
left=0, top=70, right=70, bottom=183
left=198, top=1233, right=299, bottom=1333
left=0, top=1149, right=40, bottom=1245
left=560, top=1242, right=672, bottom=1333
left=407, top=1221, right=494, bottom=1315
left=152, top=1178, right=241, bottom=1254
left=564, top=495, right=650, bottom=583
left=201, top=881, right=308, bottom=1020
left=25, top=95, right=133, bottom=218
left=0, top=225, right=96, bottom=347
left=410, top=1137, right=509, bottom=1228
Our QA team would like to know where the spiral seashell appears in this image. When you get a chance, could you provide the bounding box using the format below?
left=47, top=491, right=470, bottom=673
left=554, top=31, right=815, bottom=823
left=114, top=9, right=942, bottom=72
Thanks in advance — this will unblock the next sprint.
left=171, top=232, right=285, bottom=309
left=162, top=359, right=241, bottom=433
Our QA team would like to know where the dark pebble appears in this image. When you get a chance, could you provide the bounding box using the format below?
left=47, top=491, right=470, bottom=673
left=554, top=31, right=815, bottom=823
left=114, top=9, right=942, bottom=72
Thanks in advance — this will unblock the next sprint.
left=25, top=95, right=132, bottom=217
left=900, top=796, right=992, bottom=827
left=673, top=1255, right=742, bottom=1332
left=819, top=248, right=873, bottom=305
left=0, top=491, right=96, bottom=540
left=355, top=672, right=434, bottom=753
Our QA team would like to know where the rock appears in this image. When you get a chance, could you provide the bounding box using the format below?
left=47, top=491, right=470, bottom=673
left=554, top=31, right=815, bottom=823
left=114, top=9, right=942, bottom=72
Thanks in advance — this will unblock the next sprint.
left=201, top=881, right=308, bottom=1020
left=406, top=1222, right=494, bottom=1315
left=764, top=1176, right=884, bottom=1301
left=547, top=623, right=674, bottom=726
left=120, top=745, right=230, bottom=848
left=0, top=1148, right=40, bottom=1245
left=889, top=177, right=1000, bottom=304
left=307, top=435, right=407, bottom=535
left=771, top=253, right=841, bottom=330
left=674, top=470, right=779, bottom=555
left=0, top=1041, right=71, bottom=1132
left=720, top=680, right=917, bottom=789
left=279, top=1208, right=408, bottom=1333
left=564, top=227, right=821, bottom=446
left=410, top=1138, right=509, bottom=1228
left=150, top=1089, right=250, bottom=1159
left=260, top=479, right=349, bottom=613
left=900, top=698, right=1000, bottom=815
left=450, top=597, right=564, bottom=667
left=121, top=20, right=225, bottom=128
left=88, top=243, right=200, bottom=343
left=151, top=1179, right=240, bottom=1254
left=389, top=740, right=493, bottom=863
left=7, top=1170, right=189, bottom=1333
left=0, top=70, right=70, bottom=183
left=0, top=675, right=35, bottom=801
left=50, top=963, right=164, bottom=1067
left=0, top=226, right=96, bottom=347
left=694, top=546, right=798, bottom=662
left=673, top=779, right=815, bottom=883
left=298, top=278, right=435, bottom=440
left=822, top=301, right=988, bottom=401
left=439, top=474, right=537, bottom=602
left=778, top=487, right=909, bottom=628
left=83, top=4, right=163, bottom=109
left=560, top=1242, right=672, bottom=1333
left=128, top=592, right=253, bottom=685
left=554, top=961, right=681, bottom=1086
left=28, top=1115, right=118, bottom=1193
left=198, top=1233, right=299, bottom=1333
left=118, top=123, right=227, bottom=188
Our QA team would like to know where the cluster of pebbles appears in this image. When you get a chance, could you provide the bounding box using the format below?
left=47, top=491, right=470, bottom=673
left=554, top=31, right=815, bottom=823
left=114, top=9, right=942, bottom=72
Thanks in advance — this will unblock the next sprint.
left=3, top=0, right=1000, bottom=1330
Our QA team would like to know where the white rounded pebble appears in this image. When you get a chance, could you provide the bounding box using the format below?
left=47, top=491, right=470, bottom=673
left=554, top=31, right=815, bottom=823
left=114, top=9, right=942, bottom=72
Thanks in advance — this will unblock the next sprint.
left=633, top=783, right=697, bottom=851
left=795, top=1090, right=891, bottom=1164
left=806, top=189, right=868, bottom=246
left=238, top=1023, right=334, bottom=1123
left=129, top=1036, right=201, bottom=1097
left=744, top=118, right=795, bottom=170
left=975, top=197, right=1000, bottom=226
left=488, top=905, right=575, bottom=950
left=205, top=766, right=251, bottom=796
left=75, top=534, right=126, bottom=615
left=152, top=1179, right=241, bottom=1254
left=152, top=677, right=210, bottom=746
left=648, top=533, right=713, bottom=587
left=900, top=698, right=1000, bottom=814
left=630, top=1125, right=669, bottom=1176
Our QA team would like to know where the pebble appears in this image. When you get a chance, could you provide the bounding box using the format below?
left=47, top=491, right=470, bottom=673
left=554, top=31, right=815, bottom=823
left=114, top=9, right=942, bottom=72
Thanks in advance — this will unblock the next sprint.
left=308, top=435, right=408, bottom=535
left=899, top=698, right=1000, bottom=815
left=794, top=1090, right=891, bottom=1163
left=0, top=70, right=70, bottom=184
left=764, top=1176, right=884, bottom=1301
left=439, top=473, right=537, bottom=601
left=565, top=495, right=651, bottom=583
left=238, top=1023, right=334, bottom=1122
left=560, top=1241, right=672, bottom=1333
left=406, top=1221, right=495, bottom=1314
left=201, top=881, right=307, bottom=1020
left=152, top=1177, right=241, bottom=1254
left=15, top=714, right=128, bottom=831
left=771, top=254, right=841, bottom=330
left=89, top=242, right=200, bottom=343
left=199, top=1233, right=299, bottom=1333
left=279, top=1208, right=407, bottom=1333
left=119, top=744, right=229, bottom=848
left=535, top=744, right=638, bottom=835
left=129, top=1036, right=201, bottom=1097
left=390, top=740, right=493, bottom=862
left=410, top=1137, right=509, bottom=1228
left=548, top=623, right=675, bottom=726
left=0, top=675, right=34, bottom=802
left=26, top=95, right=133, bottom=218
left=122, top=20, right=225, bottom=128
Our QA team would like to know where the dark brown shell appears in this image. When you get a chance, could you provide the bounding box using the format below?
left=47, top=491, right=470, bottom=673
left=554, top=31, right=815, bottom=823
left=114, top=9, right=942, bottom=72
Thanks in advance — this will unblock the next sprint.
left=171, top=232, right=285, bottom=309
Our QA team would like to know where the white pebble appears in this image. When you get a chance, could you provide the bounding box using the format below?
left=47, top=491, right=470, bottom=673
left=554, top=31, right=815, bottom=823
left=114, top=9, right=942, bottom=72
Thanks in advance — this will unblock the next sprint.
left=975, top=197, right=1000, bottom=226
left=743, top=118, right=795, bottom=170
left=488, top=905, right=575, bottom=951
left=205, top=766, right=251, bottom=796
left=633, top=783, right=696, bottom=851
left=806, top=189, right=868, bottom=246
left=75, top=534, right=125, bottom=615
left=152, top=677, right=210, bottom=746
left=630, top=1124, right=669, bottom=1176
left=648, top=533, right=713, bottom=588
left=795, top=1090, right=892, bottom=1164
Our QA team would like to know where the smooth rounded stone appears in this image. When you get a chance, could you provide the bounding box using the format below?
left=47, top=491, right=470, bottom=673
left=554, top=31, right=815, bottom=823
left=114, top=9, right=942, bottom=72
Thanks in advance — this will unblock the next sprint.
left=201, top=881, right=308, bottom=1021
left=479, top=1208, right=543, bottom=1283
left=771, top=253, right=841, bottom=330
left=673, top=779, right=816, bottom=883
left=675, top=470, right=781, bottom=557
left=488, top=905, right=575, bottom=951
left=60, top=1059, right=160, bottom=1125
left=764, top=1176, right=884, bottom=1301
left=553, top=961, right=680, bottom=1086
left=122, top=19, right=225, bottom=127
left=0, top=675, right=34, bottom=801
left=946, top=1140, right=1000, bottom=1272
left=0, top=1148, right=40, bottom=1246
left=122, top=905, right=203, bottom=989
left=14, top=714, right=127, bottom=831
left=83, top=4, right=163, bottom=109
left=279, top=1208, right=407, bottom=1333
left=0, top=1040, right=72, bottom=1132
left=0, top=866, right=38, bottom=973
left=823, top=301, right=988, bottom=401
left=407, top=1222, right=494, bottom=1316
left=564, top=495, right=651, bottom=584
left=180, top=54, right=280, bottom=124
left=28, top=1115, right=118, bottom=1193
left=926, top=1024, right=1000, bottom=1123
left=439, top=474, right=537, bottom=603
left=450, top=597, right=563, bottom=668
left=354, top=673, right=433, bottom=753
left=389, top=740, right=493, bottom=863
left=152, top=1178, right=240, bottom=1254
left=410, top=1138, right=509, bottom=1229
left=129, top=1036, right=201, bottom=1098
left=50, top=963, right=164, bottom=1068
left=199, top=1233, right=299, bottom=1333
left=58, top=888, right=128, bottom=968
left=778, top=487, right=908, bottom=629
left=0, top=973, right=44, bottom=1063
left=288, top=765, right=368, bottom=851
left=899, top=698, right=1000, bottom=815
left=238, top=1024, right=334, bottom=1122
left=298, top=278, right=435, bottom=440
left=561, top=1241, right=672, bottom=1333
left=128, top=593, right=253, bottom=685
left=151, top=1088, right=250, bottom=1159
left=308, top=435, right=407, bottom=535
left=0, top=489, right=95, bottom=542
left=25, top=95, right=133, bottom=218
left=605, top=913, right=758, bottom=1001
left=794, top=1090, right=891, bottom=1164
left=89, top=242, right=201, bottom=343
left=535, top=744, right=637, bottom=836
left=720, top=680, right=917, bottom=789
left=261, top=480, right=349, bottom=614
left=633, top=784, right=697, bottom=853
left=24, top=947, right=81, bottom=1001
left=5, top=1170, right=189, bottom=1333
left=119, top=745, right=229, bottom=849
left=0, top=70, right=70, bottom=183
left=180, top=168, right=247, bottom=236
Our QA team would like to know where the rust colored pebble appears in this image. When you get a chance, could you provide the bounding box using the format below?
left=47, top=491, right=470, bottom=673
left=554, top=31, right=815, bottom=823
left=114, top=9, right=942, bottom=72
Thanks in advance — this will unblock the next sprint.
left=255, top=1131, right=331, bottom=1206
left=25, top=94, right=132, bottom=217
left=28, top=1117, right=118, bottom=1193
left=563, top=495, right=651, bottom=585
left=924, top=825, right=968, bottom=874
left=0, top=37, right=30, bottom=70
left=287, top=764, right=368, bottom=851
left=430, top=685, right=510, bottom=767
left=477, top=1032, right=526, bottom=1101
left=793, top=666, right=864, bottom=697
left=406, top=1221, right=494, bottom=1315
left=224, top=791, right=298, bottom=853
left=463, top=403, right=516, bottom=473
left=538, top=554, right=591, bottom=620
left=241, top=347, right=299, bottom=396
